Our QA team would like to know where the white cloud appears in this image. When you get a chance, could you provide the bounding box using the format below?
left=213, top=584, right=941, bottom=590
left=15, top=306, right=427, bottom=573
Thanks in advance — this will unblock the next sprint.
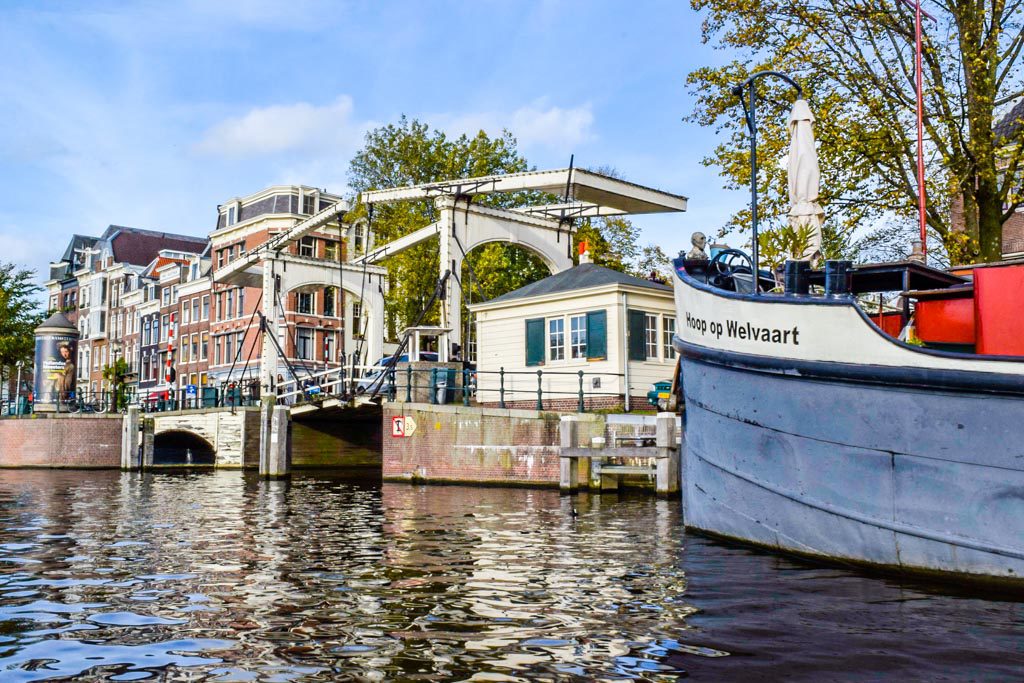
left=438, top=100, right=595, bottom=153
left=193, top=96, right=367, bottom=159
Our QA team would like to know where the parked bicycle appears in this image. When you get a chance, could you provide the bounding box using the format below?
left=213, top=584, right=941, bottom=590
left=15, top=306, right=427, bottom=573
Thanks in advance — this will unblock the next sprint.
left=60, top=391, right=110, bottom=414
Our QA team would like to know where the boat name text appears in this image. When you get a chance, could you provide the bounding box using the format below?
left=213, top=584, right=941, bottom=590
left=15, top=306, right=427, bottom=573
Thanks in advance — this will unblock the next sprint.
left=685, top=313, right=800, bottom=345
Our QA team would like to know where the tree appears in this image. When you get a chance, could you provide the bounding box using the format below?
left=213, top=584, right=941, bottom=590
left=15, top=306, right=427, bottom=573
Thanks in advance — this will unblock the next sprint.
left=347, top=117, right=551, bottom=332
left=0, top=263, right=42, bottom=376
left=633, top=244, right=673, bottom=283
left=688, top=0, right=1024, bottom=264
left=102, top=357, right=130, bottom=411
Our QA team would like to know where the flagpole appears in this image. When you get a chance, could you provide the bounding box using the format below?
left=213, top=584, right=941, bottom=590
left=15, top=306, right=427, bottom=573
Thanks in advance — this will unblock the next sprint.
left=899, top=0, right=933, bottom=259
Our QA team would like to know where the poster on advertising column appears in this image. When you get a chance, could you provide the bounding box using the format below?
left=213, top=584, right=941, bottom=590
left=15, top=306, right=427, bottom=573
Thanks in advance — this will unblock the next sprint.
left=32, top=312, right=79, bottom=411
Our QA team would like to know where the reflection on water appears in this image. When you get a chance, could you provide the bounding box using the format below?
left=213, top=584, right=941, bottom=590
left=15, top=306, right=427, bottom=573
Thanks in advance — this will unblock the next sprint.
left=0, top=470, right=1020, bottom=681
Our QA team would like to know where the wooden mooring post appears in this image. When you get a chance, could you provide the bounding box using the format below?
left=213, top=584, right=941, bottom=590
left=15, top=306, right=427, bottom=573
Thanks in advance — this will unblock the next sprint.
left=559, top=412, right=680, bottom=497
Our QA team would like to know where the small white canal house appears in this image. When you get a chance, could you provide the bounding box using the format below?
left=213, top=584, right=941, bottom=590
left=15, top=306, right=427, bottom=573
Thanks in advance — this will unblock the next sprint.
left=468, top=260, right=678, bottom=411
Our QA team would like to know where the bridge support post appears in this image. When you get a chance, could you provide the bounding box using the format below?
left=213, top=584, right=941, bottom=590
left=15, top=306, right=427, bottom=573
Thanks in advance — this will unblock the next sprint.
left=141, top=416, right=155, bottom=470
left=656, top=412, right=680, bottom=497
left=121, top=406, right=141, bottom=471
left=261, top=405, right=291, bottom=478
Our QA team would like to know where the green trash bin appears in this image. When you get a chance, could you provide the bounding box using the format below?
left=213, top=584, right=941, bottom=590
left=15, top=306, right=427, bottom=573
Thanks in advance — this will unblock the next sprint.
left=430, top=368, right=457, bottom=404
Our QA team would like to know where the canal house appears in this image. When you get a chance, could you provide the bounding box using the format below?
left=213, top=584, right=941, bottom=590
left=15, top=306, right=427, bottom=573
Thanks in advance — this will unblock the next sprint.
left=468, top=260, right=678, bottom=411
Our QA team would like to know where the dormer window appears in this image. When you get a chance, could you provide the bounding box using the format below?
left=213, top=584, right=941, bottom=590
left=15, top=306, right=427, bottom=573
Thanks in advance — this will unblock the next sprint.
left=227, top=206, right=237, bottom=226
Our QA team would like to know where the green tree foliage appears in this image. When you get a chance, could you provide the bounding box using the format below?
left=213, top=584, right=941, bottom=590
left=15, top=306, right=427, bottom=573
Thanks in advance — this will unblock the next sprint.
left=102, top=357, right=130, bottom=410
left=347, top=117, right=550, bottom=331
left=688, top=0, right=1024, bottom=264
left=0, top=262, right=42, bottom=373
left=633, top=244, right=673, bottom=283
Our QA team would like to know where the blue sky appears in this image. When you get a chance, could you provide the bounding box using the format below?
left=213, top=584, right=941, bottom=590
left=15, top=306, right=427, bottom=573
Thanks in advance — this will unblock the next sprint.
left=0, top=0, right=745, bottom=282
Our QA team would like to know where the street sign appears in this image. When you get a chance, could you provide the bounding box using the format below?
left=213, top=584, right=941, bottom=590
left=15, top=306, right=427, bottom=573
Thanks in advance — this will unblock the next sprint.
left=391, top=415, right=418, bottom=438
left=185, top=384, right=197, bottom=397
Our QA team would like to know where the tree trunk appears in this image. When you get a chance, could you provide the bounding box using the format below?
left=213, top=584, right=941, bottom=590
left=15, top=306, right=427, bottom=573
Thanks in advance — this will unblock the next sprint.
left=976, top=178, right=1005, bottom=262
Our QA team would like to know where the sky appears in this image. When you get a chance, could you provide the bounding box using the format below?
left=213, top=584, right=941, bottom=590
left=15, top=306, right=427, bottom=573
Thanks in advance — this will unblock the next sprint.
left=0, top=0, right=747, bottom=284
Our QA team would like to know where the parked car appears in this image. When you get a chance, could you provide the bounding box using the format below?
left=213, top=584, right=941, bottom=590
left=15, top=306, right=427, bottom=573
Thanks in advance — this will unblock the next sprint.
left=647, top=379, right=673, bottom=411
left=355, top=352, right=439, bottom=395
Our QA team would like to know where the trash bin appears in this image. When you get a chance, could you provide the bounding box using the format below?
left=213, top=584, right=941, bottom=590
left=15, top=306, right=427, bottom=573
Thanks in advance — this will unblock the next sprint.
left=431, top=368, right=457, bottom=404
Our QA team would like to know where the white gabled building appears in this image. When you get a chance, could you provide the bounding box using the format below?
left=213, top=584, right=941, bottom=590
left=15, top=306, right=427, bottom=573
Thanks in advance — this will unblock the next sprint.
left=468, top=261, right=678, bottom=411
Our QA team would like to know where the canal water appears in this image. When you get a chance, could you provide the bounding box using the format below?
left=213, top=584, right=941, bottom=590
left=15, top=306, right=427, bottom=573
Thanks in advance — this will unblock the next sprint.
left=0, top=471, right=1022, bottom=682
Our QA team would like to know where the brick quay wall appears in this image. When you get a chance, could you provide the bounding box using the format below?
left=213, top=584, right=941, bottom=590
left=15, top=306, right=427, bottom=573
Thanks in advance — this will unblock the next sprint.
left=0, top=415, right=123, bottom=468
left=382, top=403, right=608, bottom=487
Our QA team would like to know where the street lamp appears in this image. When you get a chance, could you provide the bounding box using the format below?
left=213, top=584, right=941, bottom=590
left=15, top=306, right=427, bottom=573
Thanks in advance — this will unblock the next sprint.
left=731, top=71, right=803, bottom=293
left=14, top=360, right=23, bottom=418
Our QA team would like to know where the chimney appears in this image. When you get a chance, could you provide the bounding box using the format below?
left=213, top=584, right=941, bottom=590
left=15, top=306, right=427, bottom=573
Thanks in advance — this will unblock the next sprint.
left=578, top=240, right=591, bottom=265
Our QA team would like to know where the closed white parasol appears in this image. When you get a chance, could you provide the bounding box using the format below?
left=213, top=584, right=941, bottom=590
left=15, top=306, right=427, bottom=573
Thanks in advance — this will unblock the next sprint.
left=787, top=99, right=823, bottom=261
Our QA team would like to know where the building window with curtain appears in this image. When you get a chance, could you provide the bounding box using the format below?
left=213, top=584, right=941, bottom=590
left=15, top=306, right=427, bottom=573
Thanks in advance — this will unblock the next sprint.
left=297, top=328, right=314, bottom=360
left=297, top=292, right=314, bottom=315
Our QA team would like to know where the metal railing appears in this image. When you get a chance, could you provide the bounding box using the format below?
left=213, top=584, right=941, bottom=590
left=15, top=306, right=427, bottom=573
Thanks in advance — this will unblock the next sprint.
left=382, top=366, right=629, bottom=412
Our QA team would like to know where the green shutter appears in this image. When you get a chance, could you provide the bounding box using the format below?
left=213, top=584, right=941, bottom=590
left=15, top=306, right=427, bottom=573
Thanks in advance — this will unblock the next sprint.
left=525, top=318, right=545, bottom=366
left=627, top=309, right=646, bottom=361
left=586, top=310, right=607, bottom=360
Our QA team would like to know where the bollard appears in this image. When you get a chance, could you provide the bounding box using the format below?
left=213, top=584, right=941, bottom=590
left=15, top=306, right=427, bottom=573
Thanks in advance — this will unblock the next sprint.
left=499, top=368, right=506, bottom=409
left=430, top=368, right=438, bottom=405
left=462, top=368, right=470, bottom=407
left=536, top=370, right=543, bottom=411
left=405, top=365, right=413, bottom=403
left=577, top=371, right=585, bottom=413
left=261, top=405, right=291, bottom=478
left=121, top=405, right=141, bottom=471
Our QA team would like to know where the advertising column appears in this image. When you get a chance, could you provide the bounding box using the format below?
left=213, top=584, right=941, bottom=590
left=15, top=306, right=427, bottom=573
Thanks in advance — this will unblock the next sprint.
left=33, top=312, right=80, bottom=413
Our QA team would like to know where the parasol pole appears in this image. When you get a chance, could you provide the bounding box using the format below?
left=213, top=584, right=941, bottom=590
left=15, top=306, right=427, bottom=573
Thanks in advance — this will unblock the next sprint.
left=898, top=0, right=935, bottom=259
left=731, top=71, right=803, bottom=294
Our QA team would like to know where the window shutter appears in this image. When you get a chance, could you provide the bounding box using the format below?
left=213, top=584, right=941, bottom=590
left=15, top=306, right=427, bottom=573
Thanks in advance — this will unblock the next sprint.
left=525, top=318, right=545, bottom=366
left=586, top=310, right=607, bottom=360
left=627, top=309, right=646, bottom=361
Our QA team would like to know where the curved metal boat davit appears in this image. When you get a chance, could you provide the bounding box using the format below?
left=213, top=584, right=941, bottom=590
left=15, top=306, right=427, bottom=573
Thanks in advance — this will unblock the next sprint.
left=672, top=268, right=1024, bottom=584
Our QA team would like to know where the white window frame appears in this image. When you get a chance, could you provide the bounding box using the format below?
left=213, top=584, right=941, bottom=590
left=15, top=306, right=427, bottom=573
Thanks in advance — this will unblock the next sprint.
left=569, top=314, right=587, bottom=359
left=548, top=318, right=565, bottom=361
left=663, top=316, right=676, bottom=360
left=645, top=313, right=659, bottom=360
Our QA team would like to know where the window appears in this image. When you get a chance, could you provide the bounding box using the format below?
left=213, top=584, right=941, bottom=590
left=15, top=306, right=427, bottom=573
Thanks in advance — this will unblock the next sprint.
left=323, top=287, right=336, bottom=317
left=299, top=236, right=316, bottom=257
left=226, top=290, right=235, bottom=319
left=181, top=301, right=190, bottom=325
left=162, top=315, right=169, bottom=341
left=297, top=327, right=313, bottom=360
left=180, top=338, right=189, bottom=363
left=352, top=302, right=363, bottom=337
left=354, top=223, right=365, bottom=254
left=191, top=334, right=198, bottom=363
left=225, top=335, right=234, bottom=364
left=548, top=318, right=565, bottom=361
left=663, top=317, right=676, bottom=360
left=162, top=288, right=169, bottom=306
left=570, top=315, right=587, bottom=359
left=227, top=206, right=236, bottom=226
left=297, top=292, right=314, bottom=315
left=192, top=298, right=200, bottom=323
left=143, top=320, right=151, bottom=346
left=217, top=250, right=225, bottom=269
left=201, top=295, right=210, bottom=320
left=324, top=241, right=338, bottom=261
left=201, top=332, right=209, bottom=361
left=214, top=337, right=222, bottom=365
left=645, top=314, right=659, bottom=359
left=237, top=287, right=244, bottom=314
left=236, top=332, right=244, bottom=362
